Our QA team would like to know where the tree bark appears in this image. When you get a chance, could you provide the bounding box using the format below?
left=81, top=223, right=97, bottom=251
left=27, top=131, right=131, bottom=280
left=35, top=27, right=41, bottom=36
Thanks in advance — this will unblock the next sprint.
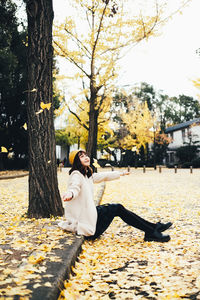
left=87, top=102, right=98, bottom=162
left=26, top=0, right=64, bottom=218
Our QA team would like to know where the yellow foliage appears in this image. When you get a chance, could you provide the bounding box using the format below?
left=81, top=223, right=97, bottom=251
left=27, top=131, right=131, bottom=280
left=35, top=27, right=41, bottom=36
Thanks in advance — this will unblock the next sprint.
left=28, top=254, right=45, bottom=265
left=53, top=0, right=164, bottom=113
left=120, top=98, right=155, bottom=151
left=40, top=102, right=52, bottom=110
left=64, top=93, right=114, bottom=148
left=193, top=78, right=200, bottom=89
left=1, top=146, right=8, bottom=153
left=23, top=123, right=27, bottom=130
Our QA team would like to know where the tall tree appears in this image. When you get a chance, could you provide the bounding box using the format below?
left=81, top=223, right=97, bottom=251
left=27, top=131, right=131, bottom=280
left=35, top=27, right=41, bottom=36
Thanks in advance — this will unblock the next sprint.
left=26, top=0, right=63, bottom=218
left=65, top=96, right=114, bottom=150
left=54, top=0, right=168, bottom=161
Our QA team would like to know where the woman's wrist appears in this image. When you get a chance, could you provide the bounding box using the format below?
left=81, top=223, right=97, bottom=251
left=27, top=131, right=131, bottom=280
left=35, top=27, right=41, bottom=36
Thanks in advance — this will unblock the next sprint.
left=120, top=171, right=130, bottom=176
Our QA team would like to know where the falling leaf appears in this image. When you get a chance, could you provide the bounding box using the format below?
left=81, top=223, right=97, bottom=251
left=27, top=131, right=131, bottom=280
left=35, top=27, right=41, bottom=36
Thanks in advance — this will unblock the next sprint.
left=23, top=88, right=37, bottom=93
left=48, top=160, right=51, bottom=164
left=36, top=109, right=44, bottom=115
left=93, top=159, right=100, bottom=168
left=40, top=102, right=52, bottom=110
left=1, top=146, right=8, bottom=153
left=23, top=123, right=27, bottom=130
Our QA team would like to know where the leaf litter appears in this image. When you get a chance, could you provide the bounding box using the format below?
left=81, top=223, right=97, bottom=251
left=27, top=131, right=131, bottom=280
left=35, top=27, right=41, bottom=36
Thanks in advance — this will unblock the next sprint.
left=0, top=169, right=102, bottom=298
left=58, top=168, right=200, bottom=300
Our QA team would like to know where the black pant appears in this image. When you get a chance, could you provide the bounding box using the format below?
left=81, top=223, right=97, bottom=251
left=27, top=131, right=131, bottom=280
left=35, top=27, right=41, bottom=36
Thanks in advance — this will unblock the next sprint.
left=88, top=203, right=156, bottom=240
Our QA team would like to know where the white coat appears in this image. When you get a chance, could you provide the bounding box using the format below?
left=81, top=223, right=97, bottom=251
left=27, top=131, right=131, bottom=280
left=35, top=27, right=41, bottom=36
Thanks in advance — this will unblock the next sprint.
left=58, top=170, right=120, bottom=236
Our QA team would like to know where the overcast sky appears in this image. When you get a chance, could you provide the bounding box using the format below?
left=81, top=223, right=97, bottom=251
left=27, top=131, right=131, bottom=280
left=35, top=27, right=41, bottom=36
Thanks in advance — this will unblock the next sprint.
left=53, top=0, right=200, bottom=99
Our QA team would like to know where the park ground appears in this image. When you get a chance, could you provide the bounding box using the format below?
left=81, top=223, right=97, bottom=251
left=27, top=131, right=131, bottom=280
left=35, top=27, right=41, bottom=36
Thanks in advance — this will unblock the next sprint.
left=0, top=168, right=200, bottom=299
left=58, top=168, right=200, bottom=300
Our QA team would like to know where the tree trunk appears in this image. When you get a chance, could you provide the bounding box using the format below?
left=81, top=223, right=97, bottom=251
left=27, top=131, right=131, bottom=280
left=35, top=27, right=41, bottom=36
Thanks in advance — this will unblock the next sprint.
left=26, top=0, right=63, bottom=218
left=87, top=104, right=98, bottom=162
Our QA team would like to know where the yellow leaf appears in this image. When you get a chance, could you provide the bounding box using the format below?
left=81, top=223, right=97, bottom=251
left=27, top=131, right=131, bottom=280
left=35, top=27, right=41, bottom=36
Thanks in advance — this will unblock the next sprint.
left=23, top=123, right=27, bottom=130
left=36, top=109, right=44, bottom=115
left=28, top=254, right=45, bottom=264
left=40, top=102, right=52, bottom=110
left=93, top=159, right=100, bottom=168
left=1, top=146, right=8, bottom=153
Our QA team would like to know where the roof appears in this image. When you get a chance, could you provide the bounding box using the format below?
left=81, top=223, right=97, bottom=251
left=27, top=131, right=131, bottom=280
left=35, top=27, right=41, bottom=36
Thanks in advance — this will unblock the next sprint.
left=165, top=118, right=200, bottom=133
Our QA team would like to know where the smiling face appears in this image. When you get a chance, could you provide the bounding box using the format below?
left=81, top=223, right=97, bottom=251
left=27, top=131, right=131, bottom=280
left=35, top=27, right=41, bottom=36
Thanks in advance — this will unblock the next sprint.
left=78, top=152, right=90, bottom=168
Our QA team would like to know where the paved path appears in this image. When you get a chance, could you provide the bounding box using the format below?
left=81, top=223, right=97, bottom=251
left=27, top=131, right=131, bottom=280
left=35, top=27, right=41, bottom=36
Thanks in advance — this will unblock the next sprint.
left=59, top=168, right=200, bottom=300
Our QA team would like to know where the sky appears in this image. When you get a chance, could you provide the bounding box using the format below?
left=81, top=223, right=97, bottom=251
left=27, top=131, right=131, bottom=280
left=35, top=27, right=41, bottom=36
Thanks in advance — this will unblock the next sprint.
left=53, top=0, right=200, bottom=99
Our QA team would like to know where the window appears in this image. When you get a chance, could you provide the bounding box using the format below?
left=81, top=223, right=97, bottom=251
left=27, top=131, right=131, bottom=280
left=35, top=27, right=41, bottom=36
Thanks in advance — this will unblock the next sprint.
left=169, top=132, right=174, bottom=140
left=182, top=129, right=186, bottom=143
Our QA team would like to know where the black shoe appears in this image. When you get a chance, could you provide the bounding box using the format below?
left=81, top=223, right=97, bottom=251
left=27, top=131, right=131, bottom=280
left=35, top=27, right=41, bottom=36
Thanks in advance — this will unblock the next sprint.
left=144, top=230, right=170, bottom=243
left=155, top=222, right=173, bottom=232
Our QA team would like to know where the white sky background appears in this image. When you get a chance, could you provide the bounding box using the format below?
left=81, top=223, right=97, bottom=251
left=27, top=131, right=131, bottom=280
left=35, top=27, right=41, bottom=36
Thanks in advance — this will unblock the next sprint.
left=53, top=0, right=200, bottom=99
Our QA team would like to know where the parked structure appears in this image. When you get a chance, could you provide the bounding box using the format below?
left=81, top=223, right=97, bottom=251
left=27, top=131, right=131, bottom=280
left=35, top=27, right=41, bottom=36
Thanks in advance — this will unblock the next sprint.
left=165, top=118, right=200, bottom=165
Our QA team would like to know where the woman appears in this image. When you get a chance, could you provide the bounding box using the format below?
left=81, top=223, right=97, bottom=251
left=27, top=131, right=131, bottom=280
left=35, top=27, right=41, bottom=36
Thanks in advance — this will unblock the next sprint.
left=58, top=149, right=172, bottom=242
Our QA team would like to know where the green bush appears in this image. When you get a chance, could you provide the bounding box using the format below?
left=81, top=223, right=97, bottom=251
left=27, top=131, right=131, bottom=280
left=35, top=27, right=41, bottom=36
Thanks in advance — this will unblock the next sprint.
left=176, top=145, right=198, bottom=163
left=191, top=157, right=200, bottom=168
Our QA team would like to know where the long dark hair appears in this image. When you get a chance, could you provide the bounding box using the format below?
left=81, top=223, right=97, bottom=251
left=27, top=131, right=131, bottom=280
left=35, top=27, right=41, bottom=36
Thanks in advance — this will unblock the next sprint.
left=69, top=150, right=93, bottom=178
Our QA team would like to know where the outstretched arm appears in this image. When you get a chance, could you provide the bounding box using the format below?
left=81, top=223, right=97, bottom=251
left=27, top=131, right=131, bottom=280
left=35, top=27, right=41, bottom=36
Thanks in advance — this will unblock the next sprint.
left=93, top=170, right=130, bottom=183
left=62, top=171, right=81, bottom=202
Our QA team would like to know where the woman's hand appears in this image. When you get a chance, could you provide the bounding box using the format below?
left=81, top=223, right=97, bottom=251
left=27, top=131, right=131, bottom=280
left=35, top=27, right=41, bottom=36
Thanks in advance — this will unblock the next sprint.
left=120, top=171, right=130, bottom=176
left=62, top=191, right=73, bottom=202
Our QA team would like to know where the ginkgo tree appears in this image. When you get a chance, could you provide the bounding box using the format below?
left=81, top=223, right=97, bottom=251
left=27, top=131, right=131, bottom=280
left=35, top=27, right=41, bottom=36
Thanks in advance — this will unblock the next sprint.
left=193, top=79, right=200, bottom=98
left=110, top=90, right=172, bottom=166
left=120, top=98, right=155, bottom=152
left=60, top=95, right=114, bottom=151
left=53, top=0, right=189, bottom=161
left=25, top=0, right=64, bottom=218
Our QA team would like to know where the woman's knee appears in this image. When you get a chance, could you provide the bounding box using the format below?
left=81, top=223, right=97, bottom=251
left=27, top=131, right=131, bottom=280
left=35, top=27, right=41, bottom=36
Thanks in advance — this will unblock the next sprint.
left=112, top=203, right=125, bottom=214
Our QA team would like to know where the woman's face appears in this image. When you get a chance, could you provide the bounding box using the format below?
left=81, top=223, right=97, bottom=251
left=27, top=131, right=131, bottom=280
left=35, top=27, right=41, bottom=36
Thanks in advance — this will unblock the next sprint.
left=79, top=152, right=90, bottom=167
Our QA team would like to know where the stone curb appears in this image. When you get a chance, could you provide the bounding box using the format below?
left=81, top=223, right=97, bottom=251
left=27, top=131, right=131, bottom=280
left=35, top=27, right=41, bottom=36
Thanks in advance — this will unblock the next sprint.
left=25, top=182, right=106, bottom=300
left=0, top=172, right=29, bottom=180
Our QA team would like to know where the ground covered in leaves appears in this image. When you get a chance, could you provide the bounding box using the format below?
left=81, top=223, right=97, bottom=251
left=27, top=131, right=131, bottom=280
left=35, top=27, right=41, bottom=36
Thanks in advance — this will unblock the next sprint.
left=0, top=169, right=101, bottom=299
left=59, top=168, right=200, bottom=300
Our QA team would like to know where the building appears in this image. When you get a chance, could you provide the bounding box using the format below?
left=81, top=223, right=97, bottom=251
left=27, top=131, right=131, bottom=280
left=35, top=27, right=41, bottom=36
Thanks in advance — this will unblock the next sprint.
left=165, top=118, right=200, bottom=165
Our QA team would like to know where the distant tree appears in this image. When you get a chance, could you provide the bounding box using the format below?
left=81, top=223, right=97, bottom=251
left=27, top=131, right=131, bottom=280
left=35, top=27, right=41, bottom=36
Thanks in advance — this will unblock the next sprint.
left=164, top=95, right=200, bottom=125
left=134, top=82, right=156, bottom=111
left=132, top=83, right=200, bottom=129
left=110, top=88, right=172, bottom=165
left=0, top=0, right=27, bottom=169
left=54, top=0, right=172, bottom=162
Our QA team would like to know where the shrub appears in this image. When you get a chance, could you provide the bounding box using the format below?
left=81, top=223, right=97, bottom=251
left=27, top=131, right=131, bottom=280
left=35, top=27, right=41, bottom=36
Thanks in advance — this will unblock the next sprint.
left=176, top=145, right=198, bottom=163
left=191, top=157, right=200, bottom=168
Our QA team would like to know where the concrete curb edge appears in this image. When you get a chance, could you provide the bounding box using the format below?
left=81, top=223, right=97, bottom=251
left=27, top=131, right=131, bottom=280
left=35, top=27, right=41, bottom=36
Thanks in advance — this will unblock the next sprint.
left=29, top=181, right=106, bottom=300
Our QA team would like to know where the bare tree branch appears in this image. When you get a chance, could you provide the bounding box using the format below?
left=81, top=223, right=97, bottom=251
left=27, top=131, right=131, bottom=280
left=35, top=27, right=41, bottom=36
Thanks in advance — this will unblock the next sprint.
left=64, top=26, right=91, bottom=58
left=54, top=40, right=90, bottom=78
left=67, top=104, right=89, bottom=131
